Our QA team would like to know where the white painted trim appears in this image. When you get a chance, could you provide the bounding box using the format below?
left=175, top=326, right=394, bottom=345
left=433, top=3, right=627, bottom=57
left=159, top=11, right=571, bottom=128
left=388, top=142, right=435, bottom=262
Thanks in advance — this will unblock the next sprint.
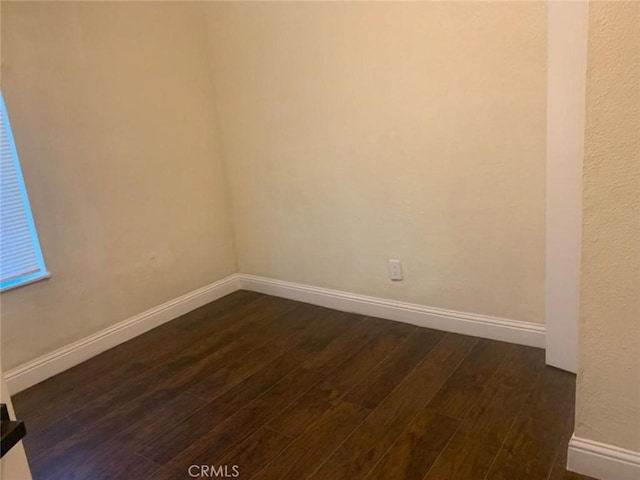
left=545, top=0, right=589, bottom=373
left=568, top=434, right=640, bottom=480
left=238, top=274, right=545, bottom=348
left=5, top=274, right=242, bottom=394
left=6, top=272, right=547, bottom=394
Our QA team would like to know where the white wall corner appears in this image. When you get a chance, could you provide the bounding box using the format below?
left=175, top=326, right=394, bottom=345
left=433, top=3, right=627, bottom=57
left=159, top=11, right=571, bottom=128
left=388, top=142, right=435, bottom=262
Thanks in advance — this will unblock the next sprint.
left=568, top=435, right=640, bottom=480
left=0, top=374, right=33, bottom=479
left=545, top=0, right=589, bottom=373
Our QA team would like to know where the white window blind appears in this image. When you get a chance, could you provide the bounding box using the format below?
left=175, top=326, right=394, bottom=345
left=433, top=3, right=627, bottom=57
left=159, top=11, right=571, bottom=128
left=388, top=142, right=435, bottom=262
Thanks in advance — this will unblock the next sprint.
left=0, top=91, right=48, bottom=291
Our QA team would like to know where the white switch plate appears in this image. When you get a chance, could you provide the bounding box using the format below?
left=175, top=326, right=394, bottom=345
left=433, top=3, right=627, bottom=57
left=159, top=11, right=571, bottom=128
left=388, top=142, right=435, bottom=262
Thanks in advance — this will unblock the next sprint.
left=388, top=259, right=403, bottom=281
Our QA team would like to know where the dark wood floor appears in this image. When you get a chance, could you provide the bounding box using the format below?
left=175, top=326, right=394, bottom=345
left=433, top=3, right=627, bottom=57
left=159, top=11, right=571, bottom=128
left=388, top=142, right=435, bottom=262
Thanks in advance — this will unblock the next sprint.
left=13, top=291, right=594, bottom=480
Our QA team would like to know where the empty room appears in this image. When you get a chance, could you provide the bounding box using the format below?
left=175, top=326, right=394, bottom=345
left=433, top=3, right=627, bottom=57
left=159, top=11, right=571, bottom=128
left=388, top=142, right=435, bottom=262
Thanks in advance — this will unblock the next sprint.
left=0, top=1, right=638, bottom=479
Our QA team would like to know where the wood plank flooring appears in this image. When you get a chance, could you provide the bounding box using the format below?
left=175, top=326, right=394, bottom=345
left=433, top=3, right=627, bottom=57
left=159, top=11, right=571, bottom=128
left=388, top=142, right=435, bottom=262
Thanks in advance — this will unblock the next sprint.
left=12, top=291, right=595, bottom=480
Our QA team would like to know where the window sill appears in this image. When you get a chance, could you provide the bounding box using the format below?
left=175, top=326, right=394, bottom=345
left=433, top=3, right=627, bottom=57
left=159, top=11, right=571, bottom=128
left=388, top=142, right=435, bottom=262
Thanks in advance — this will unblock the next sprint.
left=0, top=272, right=51, bottom=293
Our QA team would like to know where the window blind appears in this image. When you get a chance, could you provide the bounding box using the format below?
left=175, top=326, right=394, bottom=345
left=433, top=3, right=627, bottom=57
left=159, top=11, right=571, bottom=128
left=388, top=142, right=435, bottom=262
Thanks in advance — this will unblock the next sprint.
left=0, top=91, right=48, bottom=291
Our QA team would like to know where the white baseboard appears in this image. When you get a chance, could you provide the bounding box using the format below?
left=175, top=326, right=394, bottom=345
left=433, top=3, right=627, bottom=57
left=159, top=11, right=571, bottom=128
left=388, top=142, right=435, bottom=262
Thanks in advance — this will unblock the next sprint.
left=237, top=274, right=546, bottom=349
left=5, top=274, right=241, bottom=395
left=568, top=434, right=640, bottom=480
left=6, top=273, right=547, bottom=395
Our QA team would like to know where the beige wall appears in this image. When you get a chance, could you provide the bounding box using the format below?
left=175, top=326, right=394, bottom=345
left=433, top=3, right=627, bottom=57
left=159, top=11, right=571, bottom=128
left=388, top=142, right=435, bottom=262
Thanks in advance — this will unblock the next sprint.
left=1, top=1, right=549, bottom=372
left=0, top=2, right=236, bottom=369
left=576, top=2, right=640, bottom=452
left=204, top=1, right=547, bottom=324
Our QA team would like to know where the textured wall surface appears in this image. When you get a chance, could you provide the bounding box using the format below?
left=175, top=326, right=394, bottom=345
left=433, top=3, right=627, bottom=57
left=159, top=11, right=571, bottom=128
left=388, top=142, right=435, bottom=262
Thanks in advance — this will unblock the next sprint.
left=576, top=1, right=640, bottom=452
left=0, top=2, right=236, bottom=369
left=205, top=2, right=547, bottom=323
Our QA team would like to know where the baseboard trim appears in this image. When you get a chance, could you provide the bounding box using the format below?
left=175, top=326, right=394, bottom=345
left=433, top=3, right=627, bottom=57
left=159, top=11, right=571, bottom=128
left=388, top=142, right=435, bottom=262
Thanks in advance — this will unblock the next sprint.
left=5, top=274, right=241, bottom=395
left=6, top=273, right=547, bottom=394
left=237, top=274, right=545, bottom=349
left=568, top=434, right=640, bottom=480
